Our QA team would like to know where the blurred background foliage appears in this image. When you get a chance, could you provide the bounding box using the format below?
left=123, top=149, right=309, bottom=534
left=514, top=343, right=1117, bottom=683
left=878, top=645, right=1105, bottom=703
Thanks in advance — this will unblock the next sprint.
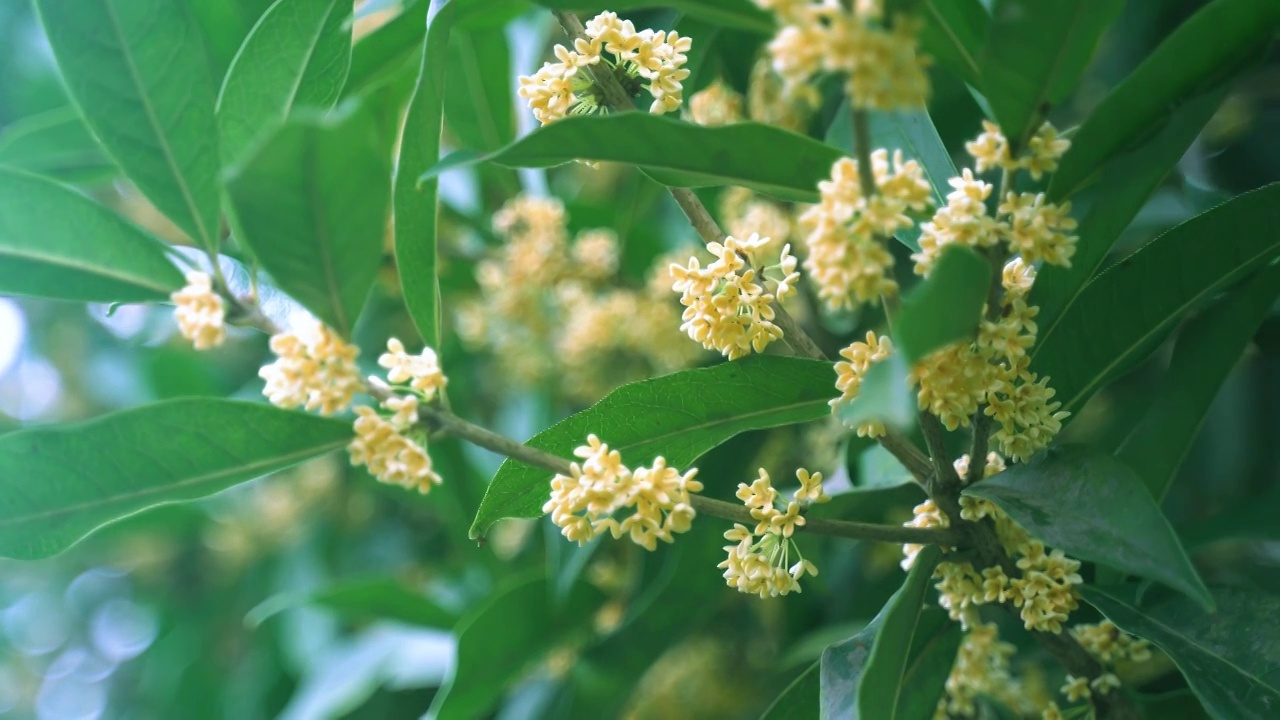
left=0, top=0, right=1277, bottom=718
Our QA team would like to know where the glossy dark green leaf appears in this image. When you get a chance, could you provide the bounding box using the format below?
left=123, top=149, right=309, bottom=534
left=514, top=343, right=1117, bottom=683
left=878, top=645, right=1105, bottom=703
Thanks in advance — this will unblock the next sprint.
left=225, top=104, right=391, bottom=337
left=470, top=356, right=837, bottom=538
left=980, top=0, right=1121, bottom=149
left=429, top=574, right=602, bottom=720
left=247, top=577, right=458, bottom=629
left=858, top=546, right=955, bottom=720
left=1031, top=89, right=1225, bottom=336
left=0, top=168, right=182, bottom=302
left=1082, top=585, right=1280, bottom=720
left=530, top=0, right=774, bottom=34
left=918, top=0, right=987, bottom=87
left=1118, top=261, right=1280, bottom=500
left=36, top=0, right=222, bottom=251
left=1049, top=0, right=1280, bottom=200
left=761, top=663, right=821, bottom=720
left=216, top=0, right=353, bottom=168
left=836, top=351, right=915, bottom=433
left=443, top=23, right=514, bottom=151
left=422, top=114, right=842, bottom=202
left=895, top=245, right=991, bottom=364
left=962, top=445, right=1212, bottom=611
left=820, top=619, right=880, bottom=719
left=1033, top=183, right=1280, bottom=415
left=0, top=399, right=351, bottom=560
left=0, top=107, right=116, bottom=183
left=892, top=614, right=963, bottom=720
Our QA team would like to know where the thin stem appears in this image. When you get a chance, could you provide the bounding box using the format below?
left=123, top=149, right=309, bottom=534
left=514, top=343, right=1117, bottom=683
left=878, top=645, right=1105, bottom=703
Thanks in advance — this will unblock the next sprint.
left=878, top=429, right=934, bottom=481
left=851, top=108, right=877, bottom=198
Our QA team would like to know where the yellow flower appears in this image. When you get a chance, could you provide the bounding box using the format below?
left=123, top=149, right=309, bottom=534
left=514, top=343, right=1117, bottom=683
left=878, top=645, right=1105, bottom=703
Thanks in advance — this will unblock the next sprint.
left=378, top=338, right=447, bottom=399
left=671, top=234, right=789, bottom=359
left=349, top=406, right=441, bottom=493
left=259, top=319, right=361, bottom=416
left=171, top=271, right=226, bottom=350
left=1060, top=675, right=1091, bottom=702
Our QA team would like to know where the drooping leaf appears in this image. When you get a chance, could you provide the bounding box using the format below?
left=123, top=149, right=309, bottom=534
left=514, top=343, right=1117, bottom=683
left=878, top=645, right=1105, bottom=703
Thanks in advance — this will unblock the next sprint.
left=894, top=245, right=991, bottom=364
left=962, top=445, right=1212, bottom=611
left=470, top=356, right=837, bottom=538
left=1049, top=0, right=1280, bottom=200
left=247, top=577, right=459, bottom=629
left=1032, top=183, right=1280, bottom=415
left=421, top=114, right=842, bottom=202
left=0, top=399, right=351, bottom=560
left=1117, top=261, right=1280, bottom=500
left=0, top=107, right=116, bottom=183
left=216, top=0, right=353, bottom=168
left=225, top=104, right=391, bottom=337
left=1082, top=585, right=1280, bottom=720
left=1031, top=89, right=1225, bottom=335
left=0, top=168, right=182, bottom=303
left=442, top=23, right=515, bottom=151
left=918, top=0, right=987, bottom=87
left=858, top=546, right=956, bottom=720
left=835, top=351, right=915, bottom=433
left=428, top=574, right=602, bottom=720
left=36, top=0, right=223, bottom=251
left=980, top=0, right=1122, bottom=149
left=529, top=0, right=775, bottom=34
left=761, top=663, right=821, bottom=720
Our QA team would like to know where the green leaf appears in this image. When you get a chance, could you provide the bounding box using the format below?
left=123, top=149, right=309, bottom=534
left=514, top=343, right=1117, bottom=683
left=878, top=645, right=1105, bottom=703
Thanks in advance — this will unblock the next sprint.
left=1049, top=0, right=1280, bottom=201
left=470, top=355, right=837, bottom=538
left=530, top=0, right=775, bottom=35
left=428, top=573, right=602, bottom=720
left=225, top=104, right=391, bottom=337
left=0, top=399, right=351, bottom=560
left=1030, top=89, right=1225, bottom=336
left=857, top=445, right=916, bottom=490
left=894, top=245, right=991, bottom=364
left=443, top=23, right=515, bottom=151
left=1032, top=183, right=1280, bottom=415
left=820, top=620, right=880, bottom=719
left=1082, top=585, right=1280, bottom=720
left=0, top=107, right=116, bottom=183
left=918, top=0, right=987, bottom=87
left=344, top=0, right=428, bottom=96
left=1117, top=261, right=1280, bottom=500
left=216, top=0, right=353, bottom=168
left=36, top=0, right=222, bottom=252
left=247, top=577, right=459, bottom=629
left=858, top=546, right=957, bottom=720
left=835, top=351, right=915, bottom=433
left=421, top=114, right=842, bottom=203
left=962, top=445, right=1213, bottom=611
left=980, top=0, right=1122, bottom=149
left=761, top=663, right=821, bottom=720
left=0, top=168, right=182, bottom=302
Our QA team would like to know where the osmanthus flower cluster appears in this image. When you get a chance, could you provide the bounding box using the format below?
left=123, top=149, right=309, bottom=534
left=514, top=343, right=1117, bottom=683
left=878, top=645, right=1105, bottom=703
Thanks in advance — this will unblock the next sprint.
left=456, top=195, right=700, bottom=400
left=258, top=317, right=363, bottom=416
left=171, top=271, right=227, bottom=350
left=669, top=232, right=800, bottom=359
left=518, top=11, right=691, bottom=124
left=544, top=435, right=702, bottom=549
left=720, top=468, right=828, bottom=597
left=754, top=0, right=930, bottom=110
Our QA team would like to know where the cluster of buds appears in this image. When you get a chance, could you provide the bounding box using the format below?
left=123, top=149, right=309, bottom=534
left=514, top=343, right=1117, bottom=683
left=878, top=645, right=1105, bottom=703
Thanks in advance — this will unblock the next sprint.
left=719, top=468, right=827, bottom=597
left=830, top=331, right=895, bottom=437
left=754, top=0, right=930, bottom=110
left=967, top=120, right=1072, bottom=181
left=545, top=435, right=702, bottom=550
left=259, top=318, right=362, bottom=416
left=518, top=11, right=691, bottom=123
left=670, top=233, right=799, bottom=359
left=170, top=271, right=227, bottom=350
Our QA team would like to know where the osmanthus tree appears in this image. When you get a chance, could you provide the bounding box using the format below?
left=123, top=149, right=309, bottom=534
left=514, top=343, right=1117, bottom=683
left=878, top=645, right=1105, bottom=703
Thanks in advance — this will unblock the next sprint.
left=2, top=0, right=1279, bottom=717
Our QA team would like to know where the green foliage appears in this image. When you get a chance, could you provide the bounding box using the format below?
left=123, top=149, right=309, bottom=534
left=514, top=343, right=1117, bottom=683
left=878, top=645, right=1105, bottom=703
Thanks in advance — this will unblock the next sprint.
left=225, top=104, right=391, bottom=337
left=472, top=356, right=836, bottom=537
left=894, top=245, right=991, bottom=363
left=835, top=352, right=915, bottom=432
left=820, top=617, right=881, bottom=719
left=442, top=24, right=516, bottom=152
left=1083, top=586, right=1280, bottom=720
left=36, top=0, right=223, bottom=251
left=422, top=114, right=843, bottom=202
left=1049, top=0, right=1280, bottom=200
left=0, top=399, right=351, bottom=559
left=980, top=0, right=1122, bottom=150
left=0, top=107, right=115, bottom=182
left=248, top=576, right=459, bottom=629
left=916, top=0, right=986, bottom=87
left=1033, top=182, right=1280, bottom=415
left=963, top=446, right=1212, bottom=610
left=216, top=0, right=353, bottom=168
left=0, top=168, right=182, bottom=302
left=760, top=663, right=820, bottom=720
left=530, top=0, right=775, bottom=34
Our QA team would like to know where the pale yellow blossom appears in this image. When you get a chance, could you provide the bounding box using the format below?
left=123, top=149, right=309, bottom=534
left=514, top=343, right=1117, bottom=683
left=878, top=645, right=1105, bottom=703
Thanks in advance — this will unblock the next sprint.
left=171, top=271, right=226, bottom=350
